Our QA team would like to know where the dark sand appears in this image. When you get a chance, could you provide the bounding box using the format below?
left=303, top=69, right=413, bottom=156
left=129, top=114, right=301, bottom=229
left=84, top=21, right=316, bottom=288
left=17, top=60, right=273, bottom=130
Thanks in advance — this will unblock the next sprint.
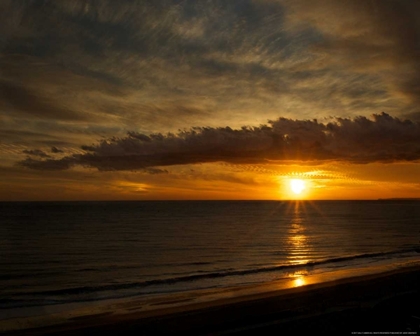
left=3, top=266, right=420, bottom=336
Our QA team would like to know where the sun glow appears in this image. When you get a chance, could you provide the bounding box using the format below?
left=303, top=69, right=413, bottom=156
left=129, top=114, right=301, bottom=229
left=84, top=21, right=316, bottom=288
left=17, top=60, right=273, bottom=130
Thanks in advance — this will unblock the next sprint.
left=293, top=277, right=306, bottom=287
left=290, top=179, right=306, bottom=194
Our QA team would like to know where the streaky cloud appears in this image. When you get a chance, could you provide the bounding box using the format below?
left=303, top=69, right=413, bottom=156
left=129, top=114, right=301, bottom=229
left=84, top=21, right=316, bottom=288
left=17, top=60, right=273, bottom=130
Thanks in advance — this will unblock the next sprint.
left=17, top=113, right=420, bottom=171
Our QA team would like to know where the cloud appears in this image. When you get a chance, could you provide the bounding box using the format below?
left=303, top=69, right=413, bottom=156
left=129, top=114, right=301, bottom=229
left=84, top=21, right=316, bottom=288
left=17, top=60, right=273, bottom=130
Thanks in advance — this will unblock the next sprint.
left=143, top=168, right=169, bottom=175
left=17, top=113, right=420, bottom=171
left=18, top=157, right=75, bottom=171
left=0, top=80, right=91, bottom=121
left=282, top=0, right=420, bottom=110
left=51, top=146, right=64, bottom=153
left=3, top=0, right=406, bottom=131
left=22, top=149, right=51, bottom=158
left=2, top=0, right=420, bottom=169
left=0, top=1, right=287, bottom=131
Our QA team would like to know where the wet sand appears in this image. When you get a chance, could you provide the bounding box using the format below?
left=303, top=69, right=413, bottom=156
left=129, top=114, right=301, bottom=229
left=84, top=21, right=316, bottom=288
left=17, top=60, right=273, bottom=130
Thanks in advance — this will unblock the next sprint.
left=2, top=265, right=420, bottom=335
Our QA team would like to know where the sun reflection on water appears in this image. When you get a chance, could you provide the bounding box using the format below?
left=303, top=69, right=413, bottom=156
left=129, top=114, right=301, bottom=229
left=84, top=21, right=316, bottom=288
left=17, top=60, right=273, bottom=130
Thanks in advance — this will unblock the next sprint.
left=287, top=202, right=311, bottom=265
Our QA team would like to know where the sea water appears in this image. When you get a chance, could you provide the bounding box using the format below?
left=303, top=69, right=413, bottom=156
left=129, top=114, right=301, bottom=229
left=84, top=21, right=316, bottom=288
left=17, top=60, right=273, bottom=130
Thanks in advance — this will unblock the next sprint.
left=1, top=200, right=419, bottom=318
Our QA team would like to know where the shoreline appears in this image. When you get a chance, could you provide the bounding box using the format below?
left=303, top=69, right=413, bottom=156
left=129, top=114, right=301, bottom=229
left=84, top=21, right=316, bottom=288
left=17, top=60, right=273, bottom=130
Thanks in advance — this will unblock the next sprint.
left=2, top=264, right=420, bottom=335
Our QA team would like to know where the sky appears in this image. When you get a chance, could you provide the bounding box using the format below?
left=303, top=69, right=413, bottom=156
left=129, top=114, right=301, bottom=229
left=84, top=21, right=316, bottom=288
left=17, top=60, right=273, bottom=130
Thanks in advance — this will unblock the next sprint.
left=1, top=0, right=420, bottom=201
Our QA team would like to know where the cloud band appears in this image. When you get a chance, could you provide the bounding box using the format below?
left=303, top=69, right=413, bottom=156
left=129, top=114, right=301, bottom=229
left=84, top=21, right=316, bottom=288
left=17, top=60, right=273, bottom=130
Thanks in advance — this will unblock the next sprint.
left=17, top=113, right=420, bottom=171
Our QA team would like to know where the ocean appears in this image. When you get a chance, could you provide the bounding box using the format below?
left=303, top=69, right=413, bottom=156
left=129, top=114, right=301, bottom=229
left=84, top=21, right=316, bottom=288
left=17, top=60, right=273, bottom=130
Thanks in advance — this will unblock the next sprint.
left=1, top=200, right=420, bottom=320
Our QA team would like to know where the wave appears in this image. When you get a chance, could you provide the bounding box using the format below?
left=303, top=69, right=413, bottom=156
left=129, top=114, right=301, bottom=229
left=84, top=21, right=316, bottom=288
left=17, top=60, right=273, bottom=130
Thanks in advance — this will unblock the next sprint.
left=8, top=248, right=418, bottom=300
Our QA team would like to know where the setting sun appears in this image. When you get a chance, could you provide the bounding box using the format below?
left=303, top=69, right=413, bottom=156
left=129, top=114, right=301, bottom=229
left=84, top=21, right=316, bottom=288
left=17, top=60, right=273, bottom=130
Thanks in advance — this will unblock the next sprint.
left=290, top=179, right=306, bottom=195
left=293, top=277, right=306, bottom=287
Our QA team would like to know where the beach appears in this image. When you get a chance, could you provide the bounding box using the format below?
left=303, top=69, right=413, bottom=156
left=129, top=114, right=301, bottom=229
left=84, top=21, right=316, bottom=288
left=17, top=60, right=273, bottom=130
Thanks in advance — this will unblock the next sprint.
left=2, top=265, right=419, bottom=335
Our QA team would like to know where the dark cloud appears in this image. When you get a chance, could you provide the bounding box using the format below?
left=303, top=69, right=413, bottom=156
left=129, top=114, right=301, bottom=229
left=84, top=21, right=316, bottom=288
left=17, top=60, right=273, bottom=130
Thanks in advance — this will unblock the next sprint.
left=17, top=113, right=420, bottom=171
left=284, top=0, right=420, bottom=108
left=51, top=146, right=63, bottom=153
left=3, top=0, right=420, bottom=178
left=0, top=55, right=127, bottom=125
left=143, top=168, right=169, bottom=175
left=403, top=111, right=420, bottom=122
left=18, top=157, right=75, bottom=171
left=0, top=0, right=330, bottom=129
left=0, top=80, right=89, bottom=121
left=22, top=149, right=51, bottom=158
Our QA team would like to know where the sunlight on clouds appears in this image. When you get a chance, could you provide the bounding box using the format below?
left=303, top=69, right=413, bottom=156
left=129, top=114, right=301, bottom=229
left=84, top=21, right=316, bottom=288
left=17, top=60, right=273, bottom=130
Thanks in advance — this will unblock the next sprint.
left=117, top=181, right=150, bottom=193
left=1, top=1, right=420, bottom=200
